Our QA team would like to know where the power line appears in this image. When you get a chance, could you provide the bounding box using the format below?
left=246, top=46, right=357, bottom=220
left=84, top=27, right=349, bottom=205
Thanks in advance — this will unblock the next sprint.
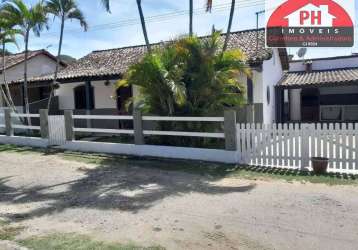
left=40, top=0, right=265, bottom=37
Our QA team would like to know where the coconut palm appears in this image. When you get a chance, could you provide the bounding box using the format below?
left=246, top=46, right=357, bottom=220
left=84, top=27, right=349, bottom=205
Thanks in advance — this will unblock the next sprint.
left=100, top=0, right=151, bottom=52
left=119, top=31, right=250, bottom=116
left=0, top=17, right=20, bottom=111
left=206, top=0, right=236, bottom=52
left=1, top=0, right=48, bottom=124
left=45, top=0, right=88, bottom=111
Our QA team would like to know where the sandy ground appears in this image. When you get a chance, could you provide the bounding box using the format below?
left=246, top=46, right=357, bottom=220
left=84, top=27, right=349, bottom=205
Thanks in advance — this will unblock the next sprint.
left=0, top=151, right=358, bottom=250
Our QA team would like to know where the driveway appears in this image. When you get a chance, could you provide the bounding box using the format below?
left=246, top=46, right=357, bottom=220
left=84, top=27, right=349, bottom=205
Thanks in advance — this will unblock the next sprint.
left=0, top=150, right=358, bottom=250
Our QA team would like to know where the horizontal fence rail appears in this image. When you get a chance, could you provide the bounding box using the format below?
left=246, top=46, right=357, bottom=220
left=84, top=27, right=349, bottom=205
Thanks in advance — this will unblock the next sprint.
left=70, top=112, right=230, bottom=143
left=73, top=115, right=133, bottom=120
left=238, top=123, right=358, bottom=173
left=142, top=116, right=225, bottom=122
left=143, top=130, right=225, bottom=138
left=73, top=128, right=134, bottom=135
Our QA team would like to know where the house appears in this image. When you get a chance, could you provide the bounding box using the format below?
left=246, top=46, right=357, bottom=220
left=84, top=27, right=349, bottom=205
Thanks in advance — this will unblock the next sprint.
left=284, top=4, right=336, bottom=27
left=276, top=54, right=358, bottom=123
left=17, top=29, right=288, bottom=127
left=0, top=49, right=66, bottom=112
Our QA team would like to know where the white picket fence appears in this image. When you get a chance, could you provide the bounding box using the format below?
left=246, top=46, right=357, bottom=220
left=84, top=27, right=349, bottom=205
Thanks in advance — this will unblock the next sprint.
left=237, top=123, right=358, bottom=173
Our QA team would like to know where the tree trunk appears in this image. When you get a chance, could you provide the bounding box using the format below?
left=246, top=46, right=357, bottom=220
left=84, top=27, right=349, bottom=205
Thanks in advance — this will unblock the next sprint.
left=3, top=42, right=16, bottom=108
left=47, top=14, right=65, bottom=112
left=189, top=0, right=193, bottom=36
left=23, top=29, right=31, bottom=126
left=136, top=0, right=151, bottom=53
left=223, top=0, right=236, bottom=52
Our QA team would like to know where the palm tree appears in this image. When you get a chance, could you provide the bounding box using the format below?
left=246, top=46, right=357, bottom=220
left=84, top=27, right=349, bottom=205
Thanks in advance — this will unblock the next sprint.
left=0, top=17, right=20, bottom=111
left=223, top=0, right=236, bottom=52
left=189, top=0, right=193, bottom=36
left=100, top=0, right=151, bottom=52
left=206, top=0, right=236, bottom=52
left=1, top=0, right=48, bottom=125
left=45, top=0, right=88, bottom=111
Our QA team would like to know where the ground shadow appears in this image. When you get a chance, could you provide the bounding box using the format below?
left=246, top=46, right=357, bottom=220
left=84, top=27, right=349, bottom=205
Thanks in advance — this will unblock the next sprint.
left=0, top=154, right=255, bottom=222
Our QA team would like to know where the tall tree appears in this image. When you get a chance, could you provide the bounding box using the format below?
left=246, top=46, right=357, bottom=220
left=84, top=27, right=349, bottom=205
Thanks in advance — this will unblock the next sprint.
left=0, top=17, right=20, bottom=111
left=45, top=0, right=88, bottom=111
left=189, top=0, right=193, bottom=36
left=100, top=0, right=151, bottom=52
left=223, top=0, right=235, bottom=52
left=206, top=0, right=236, bottom=52
left=1, top=0, right=48, bottom=124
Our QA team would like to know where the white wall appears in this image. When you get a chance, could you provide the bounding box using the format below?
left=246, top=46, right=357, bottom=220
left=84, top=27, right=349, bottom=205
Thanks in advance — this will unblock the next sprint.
left=290, top=56, right=358, bottom=72
left=0, top=54, right=60, bottom=84
left=56, top=80, right=117, bottom=110
left=262, top=49, right=284, bottom=124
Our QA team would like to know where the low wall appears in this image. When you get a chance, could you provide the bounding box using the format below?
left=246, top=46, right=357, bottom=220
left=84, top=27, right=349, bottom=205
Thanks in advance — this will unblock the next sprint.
left=60, top=141, right=238, bottom=164
left=0, top=135, right=48, bottom=148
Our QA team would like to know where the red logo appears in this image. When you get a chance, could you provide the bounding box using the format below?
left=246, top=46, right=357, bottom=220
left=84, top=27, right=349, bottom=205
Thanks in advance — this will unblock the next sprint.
left=266, top=0, right=354, bottom=47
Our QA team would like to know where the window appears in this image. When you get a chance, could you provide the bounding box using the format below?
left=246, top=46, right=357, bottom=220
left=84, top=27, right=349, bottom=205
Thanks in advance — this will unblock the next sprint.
left=74, top=84, right=94, bottom=110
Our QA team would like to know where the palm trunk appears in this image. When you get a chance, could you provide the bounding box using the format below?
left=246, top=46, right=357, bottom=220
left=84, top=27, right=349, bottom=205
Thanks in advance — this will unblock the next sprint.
left=3, top=42, right=16, bottom=108
left=47, top=14, right=65, bottom=112
left=23, top=29, right=31, bottom=126
left=189, top=0, right=193, bottom=36
left=223, top=0, right=236, bottom=52
left=136, top=0, right=151, bottom=52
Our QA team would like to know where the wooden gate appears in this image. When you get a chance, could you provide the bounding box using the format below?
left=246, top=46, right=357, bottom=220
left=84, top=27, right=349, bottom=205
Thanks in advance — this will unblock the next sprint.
left=48, top=115, right=66, bottom=146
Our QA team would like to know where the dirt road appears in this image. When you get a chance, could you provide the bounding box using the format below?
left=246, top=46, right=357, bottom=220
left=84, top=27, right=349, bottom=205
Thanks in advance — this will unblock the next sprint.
left=0, top=151, right=357, bottom=250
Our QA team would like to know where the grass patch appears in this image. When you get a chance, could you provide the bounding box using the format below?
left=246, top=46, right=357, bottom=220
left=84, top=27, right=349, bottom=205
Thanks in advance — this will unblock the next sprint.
left=0, top=144, right=357, bottom=186
left=19, top=233, right=164, bottom=250
left=0, top=223, right=24, bottom=241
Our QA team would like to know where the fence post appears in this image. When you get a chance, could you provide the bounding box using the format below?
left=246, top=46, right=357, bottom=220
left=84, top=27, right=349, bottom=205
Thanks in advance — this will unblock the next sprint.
left=301, top=124, right=310, bottom=169
left=39, top=109, right=49, bottom=139
left=133, top=109, right=144, bottom=145
left=64, top=110, right=74, bottom=141
left=224, top=110, right=237, bottom=151
left=246, top=105, right=254, bottom=123
left=4, top=109, right=13, bottom=137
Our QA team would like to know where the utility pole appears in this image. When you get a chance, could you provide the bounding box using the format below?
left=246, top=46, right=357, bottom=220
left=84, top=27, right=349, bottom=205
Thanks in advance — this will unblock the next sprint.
left=255, top=10, right=265, bottom=56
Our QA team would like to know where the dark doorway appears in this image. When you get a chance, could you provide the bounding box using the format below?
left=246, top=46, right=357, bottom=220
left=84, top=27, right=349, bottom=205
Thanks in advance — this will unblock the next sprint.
left=74, top=84, right=94, bottom=110
left=301, top=88, right=319, bottom=122
left=116, top=86, right=132, bottom=113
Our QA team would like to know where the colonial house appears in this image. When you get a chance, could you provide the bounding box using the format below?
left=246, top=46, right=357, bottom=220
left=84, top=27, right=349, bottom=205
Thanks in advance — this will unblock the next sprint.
left=276, top=54, right=358, bottom=123
left=18, top=28, right=289, bottom=126
left=0, top=49, right=66, bottom=111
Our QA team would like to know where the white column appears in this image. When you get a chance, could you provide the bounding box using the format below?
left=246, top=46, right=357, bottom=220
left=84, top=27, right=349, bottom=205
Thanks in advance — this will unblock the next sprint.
left=290, top=89, right=302, bottom=121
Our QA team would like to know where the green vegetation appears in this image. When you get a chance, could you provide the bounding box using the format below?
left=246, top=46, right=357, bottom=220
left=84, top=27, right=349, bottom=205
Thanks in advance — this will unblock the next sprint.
left=119, top=31, right=250, bottom=116
left=19, top=234, right=165, bottom=250
left=0, top=220, right=24, bottom=241
left=0, top=144, right=357, bottom=186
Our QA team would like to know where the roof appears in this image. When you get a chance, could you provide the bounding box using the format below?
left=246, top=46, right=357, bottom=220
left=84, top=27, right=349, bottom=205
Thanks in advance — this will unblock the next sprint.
left=18, top=29, right=288, bottom=84
left=278, top=67, right=358, bottom=88
left=0, top=50, right=66, bottom=73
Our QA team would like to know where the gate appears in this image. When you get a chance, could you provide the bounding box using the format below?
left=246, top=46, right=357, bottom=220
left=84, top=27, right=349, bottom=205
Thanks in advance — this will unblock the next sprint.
left=48, top=115, right=66, bottom=146
left=237, top=123, right=358, bottom=173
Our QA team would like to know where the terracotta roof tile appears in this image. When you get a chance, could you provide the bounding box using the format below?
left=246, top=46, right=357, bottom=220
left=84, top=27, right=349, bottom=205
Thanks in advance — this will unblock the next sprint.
left=279, top=68, right=358, bottom=87
left=0, top=50, right=64, bottom=73
left=21, top=29, right=277, bottom=83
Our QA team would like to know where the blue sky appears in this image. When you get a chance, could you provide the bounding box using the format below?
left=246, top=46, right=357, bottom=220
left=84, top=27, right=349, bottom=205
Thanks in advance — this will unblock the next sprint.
left=8, top=0, right=358, bottom=60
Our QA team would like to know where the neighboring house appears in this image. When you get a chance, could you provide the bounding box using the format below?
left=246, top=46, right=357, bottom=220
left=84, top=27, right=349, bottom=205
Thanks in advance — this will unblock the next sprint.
left=0, top=49, right=66, bottom=111
left=276, top=54, right=358, bottom=123
left=21, top=28, right=289, bottom=126
left=284, top=4, right=336, bottom=27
